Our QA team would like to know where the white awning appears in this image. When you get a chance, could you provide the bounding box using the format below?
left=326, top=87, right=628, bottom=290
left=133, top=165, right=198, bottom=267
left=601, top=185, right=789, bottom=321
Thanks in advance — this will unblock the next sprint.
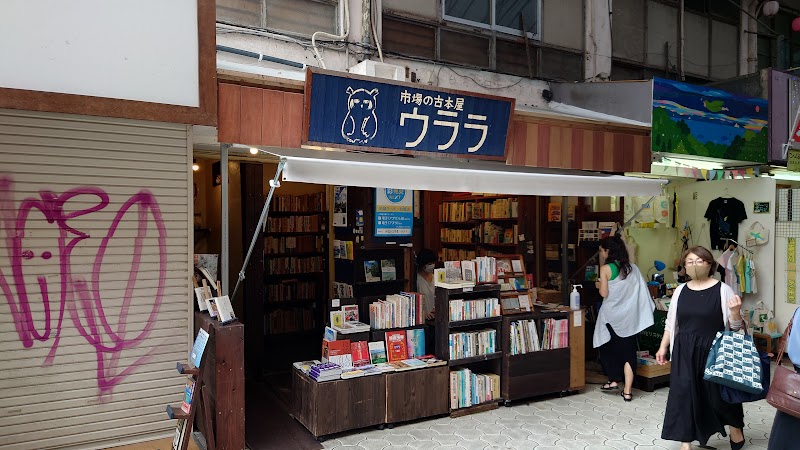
left=237, top=147, right=667, bottom=197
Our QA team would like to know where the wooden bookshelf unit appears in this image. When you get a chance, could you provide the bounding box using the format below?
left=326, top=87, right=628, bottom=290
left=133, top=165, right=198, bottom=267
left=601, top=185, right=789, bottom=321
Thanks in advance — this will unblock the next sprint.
left=437, top=195, right=521, bottom=261
left=263, top=194, right=328, bottom=371
left=434, top=284, right=504, bottom=417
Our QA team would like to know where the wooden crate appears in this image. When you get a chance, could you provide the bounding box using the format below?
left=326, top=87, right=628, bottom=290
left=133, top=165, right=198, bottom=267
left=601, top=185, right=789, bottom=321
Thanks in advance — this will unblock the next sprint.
left=636, top=362, right=671, bottom=378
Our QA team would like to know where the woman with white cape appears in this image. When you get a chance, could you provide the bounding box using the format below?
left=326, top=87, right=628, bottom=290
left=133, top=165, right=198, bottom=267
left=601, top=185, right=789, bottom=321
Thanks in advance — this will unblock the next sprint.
left=593, top=235, right=655, bottom=401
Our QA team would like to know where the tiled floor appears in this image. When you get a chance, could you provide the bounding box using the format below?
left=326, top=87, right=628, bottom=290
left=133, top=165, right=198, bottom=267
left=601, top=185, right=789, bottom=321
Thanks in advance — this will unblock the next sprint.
left=320, top=384, right=775, bottom=450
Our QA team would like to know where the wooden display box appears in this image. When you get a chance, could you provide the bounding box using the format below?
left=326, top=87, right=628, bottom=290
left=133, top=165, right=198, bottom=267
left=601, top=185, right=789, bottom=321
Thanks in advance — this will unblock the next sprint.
left=385, top=366, right=449, bottom=423
left=636, top=361, right=671, bottom=378
left=292, top=369, right=386, bottom=438
left=502, top=348, right=570, bottom=401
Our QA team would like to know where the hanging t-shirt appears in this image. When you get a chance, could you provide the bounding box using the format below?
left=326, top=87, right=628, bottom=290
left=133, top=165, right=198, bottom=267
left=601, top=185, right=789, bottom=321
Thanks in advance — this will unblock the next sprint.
left=704, top=197, right=747, bottom=250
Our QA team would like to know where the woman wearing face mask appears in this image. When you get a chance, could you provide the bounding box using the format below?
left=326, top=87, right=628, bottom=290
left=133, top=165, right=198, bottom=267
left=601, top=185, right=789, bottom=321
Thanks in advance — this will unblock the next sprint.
left=593, top=236, right=655, bottom=402
left=415, top=249, right=437, bottom=320
left=657, top=246, right=745, bottom=450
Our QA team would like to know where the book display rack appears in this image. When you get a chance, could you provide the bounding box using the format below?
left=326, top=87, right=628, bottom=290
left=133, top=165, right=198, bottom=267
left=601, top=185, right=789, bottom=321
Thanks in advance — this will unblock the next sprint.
left=434, top=284, right=504, bottom=417
left=166, top=329, right=214, bottom=450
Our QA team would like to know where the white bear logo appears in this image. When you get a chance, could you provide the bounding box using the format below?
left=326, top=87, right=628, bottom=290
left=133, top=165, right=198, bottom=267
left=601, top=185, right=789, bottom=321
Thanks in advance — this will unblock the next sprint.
left=341, top=86, right=378, bottom=144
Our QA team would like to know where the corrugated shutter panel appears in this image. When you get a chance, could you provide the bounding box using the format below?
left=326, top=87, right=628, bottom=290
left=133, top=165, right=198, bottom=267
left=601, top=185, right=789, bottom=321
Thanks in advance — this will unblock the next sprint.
left=0, top=109, right=191, bottom=450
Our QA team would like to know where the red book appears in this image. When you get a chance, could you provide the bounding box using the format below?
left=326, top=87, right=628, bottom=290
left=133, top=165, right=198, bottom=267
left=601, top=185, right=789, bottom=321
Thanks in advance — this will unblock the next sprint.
left=385, top=330, right=408, bottom=363
left=351, top=341, right=370, bottom=367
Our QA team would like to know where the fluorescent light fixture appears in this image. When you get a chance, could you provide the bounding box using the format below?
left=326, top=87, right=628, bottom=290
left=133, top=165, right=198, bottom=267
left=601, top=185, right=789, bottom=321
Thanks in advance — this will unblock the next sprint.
left=250, top=147, right=259, bottom=155
left=653, top=156, right=724, bottom=170
left=242, top=147, right=667, bottom=197
left=770, top=172, right=800, bottom=181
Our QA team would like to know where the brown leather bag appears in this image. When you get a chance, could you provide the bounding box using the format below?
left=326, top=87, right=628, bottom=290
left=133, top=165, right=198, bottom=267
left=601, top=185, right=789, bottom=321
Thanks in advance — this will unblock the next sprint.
left=766, top=315, right=800, bottom=418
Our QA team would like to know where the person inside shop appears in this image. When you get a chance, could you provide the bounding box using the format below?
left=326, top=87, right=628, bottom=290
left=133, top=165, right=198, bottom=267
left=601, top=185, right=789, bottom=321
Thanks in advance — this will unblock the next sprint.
left=656, top=246, right=746, bottom=450
left=768, top=306, right=800, bottom=449
left=593, top=236, right=654, bottom=402
left=415, top=248, right=437, bottom=320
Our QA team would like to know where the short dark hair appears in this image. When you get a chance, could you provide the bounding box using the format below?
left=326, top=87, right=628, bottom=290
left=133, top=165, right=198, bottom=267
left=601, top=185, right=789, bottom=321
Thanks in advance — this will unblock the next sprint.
left=416, top=248, right=437, bottom=267
left=682, top=245, right=718, bottom=277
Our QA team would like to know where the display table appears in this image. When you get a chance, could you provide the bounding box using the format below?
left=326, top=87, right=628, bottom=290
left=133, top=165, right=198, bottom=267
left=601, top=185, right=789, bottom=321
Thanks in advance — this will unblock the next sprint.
left=292, top=365, right=449, bottom=439
left=635, top=361, right=671, bottom=392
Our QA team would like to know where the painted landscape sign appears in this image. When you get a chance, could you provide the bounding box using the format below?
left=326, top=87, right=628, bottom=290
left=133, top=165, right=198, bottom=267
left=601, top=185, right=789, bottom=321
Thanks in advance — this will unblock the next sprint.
left=652, top=77, right=768, bottom=163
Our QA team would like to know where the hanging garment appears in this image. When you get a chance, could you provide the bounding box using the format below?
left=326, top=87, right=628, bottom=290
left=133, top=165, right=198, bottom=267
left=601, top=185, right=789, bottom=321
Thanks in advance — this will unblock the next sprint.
left=717, top=249, right=733, bottom=282
left=749, top=258, right=758, bottom=295
left=704, top=197, right=748, bottom=250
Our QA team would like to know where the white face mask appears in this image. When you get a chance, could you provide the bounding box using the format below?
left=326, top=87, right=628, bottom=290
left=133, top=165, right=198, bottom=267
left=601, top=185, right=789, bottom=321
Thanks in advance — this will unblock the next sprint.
left=423, top=263, right=435, bottom=273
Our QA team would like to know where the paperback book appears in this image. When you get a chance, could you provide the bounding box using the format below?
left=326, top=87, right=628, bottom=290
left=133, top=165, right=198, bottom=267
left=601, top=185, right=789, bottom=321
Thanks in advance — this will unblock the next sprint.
left=180, top=378, right=195, bottom=414
left=386, top=330, right=408, bottom=362
left=351, top=341, right=370, bottom=367
left=381, top=259, right=397, bottom=281
left=368, top=341, right=388, bottom=364
left=364, top=260, right=381, bottom=282
left=406, top=328, right=425, bottom=358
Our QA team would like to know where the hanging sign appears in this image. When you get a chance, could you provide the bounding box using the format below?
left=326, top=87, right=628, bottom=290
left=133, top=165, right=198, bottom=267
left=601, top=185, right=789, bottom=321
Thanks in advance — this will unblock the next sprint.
left=375, top=188, right=413, bottom=237
left=789, top=149, right=800, bottom=172
left=304, top=68, right=514, bottom=160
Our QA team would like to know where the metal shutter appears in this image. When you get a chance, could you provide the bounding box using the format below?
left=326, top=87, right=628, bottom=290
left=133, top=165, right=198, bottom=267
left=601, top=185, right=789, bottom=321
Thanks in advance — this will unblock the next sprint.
left=0, top=109, right=192, bottom=450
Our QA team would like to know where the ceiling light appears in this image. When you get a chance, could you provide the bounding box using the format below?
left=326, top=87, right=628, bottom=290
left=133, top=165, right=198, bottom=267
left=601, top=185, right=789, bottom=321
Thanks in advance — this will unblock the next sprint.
left=653, top=156, right=724, bottom=171
left=192, top=159, right=199, bottom=171
left=770, top=172, right=800, bottom=181
left=250, top=147, right=259, bottom=155
left=762, top=1, right=780, bottom=17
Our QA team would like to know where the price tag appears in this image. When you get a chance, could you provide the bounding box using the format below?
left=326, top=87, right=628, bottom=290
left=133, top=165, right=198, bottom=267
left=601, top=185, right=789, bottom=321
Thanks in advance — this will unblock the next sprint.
left=574, top=309, right=582, bottom=327
left=463, top=286, right=473, bottom=293
left=332, top=298, right=340, bottom=308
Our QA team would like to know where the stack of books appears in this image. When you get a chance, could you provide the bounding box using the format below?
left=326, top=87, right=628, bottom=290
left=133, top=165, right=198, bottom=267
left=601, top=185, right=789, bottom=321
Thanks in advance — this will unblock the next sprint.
left=293, top=359, right=321, bottom=374
left=448, top=297, right=500, bottom=322
left=541, top=318, right=569, bottom=350
left=309, top=362, right=342, bottom=382
left=449, top=368, right=500, bottom=409
left=509, top=320, right=541, bottom=355
left=448, top=329, right=497, bottom=360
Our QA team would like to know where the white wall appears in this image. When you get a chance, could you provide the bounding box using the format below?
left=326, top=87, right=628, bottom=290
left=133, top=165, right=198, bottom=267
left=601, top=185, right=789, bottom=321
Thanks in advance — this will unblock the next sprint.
left=0, top=0, right=199, bottom=107
left=629, top=178, right=776, bottom=318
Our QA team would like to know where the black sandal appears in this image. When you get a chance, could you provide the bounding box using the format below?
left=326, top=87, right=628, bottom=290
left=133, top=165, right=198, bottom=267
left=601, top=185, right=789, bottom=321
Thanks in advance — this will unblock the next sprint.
left=600, top=381, right=619, bottom=391
left=621, top=391, right=632, bottom=402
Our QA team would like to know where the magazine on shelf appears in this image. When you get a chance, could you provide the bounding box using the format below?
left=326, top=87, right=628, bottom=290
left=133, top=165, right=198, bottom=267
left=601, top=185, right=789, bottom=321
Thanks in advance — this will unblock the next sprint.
left=381, top=259, right=397, bottom=281
left=364, top=260, right=381, bottom=282
left=342, top=304, right=359, bottom=322
left=180, top=378, right=195, bottom=414
left=385, top=330, right=408, bottom=363
left=406, top=328, right=425, bottom=358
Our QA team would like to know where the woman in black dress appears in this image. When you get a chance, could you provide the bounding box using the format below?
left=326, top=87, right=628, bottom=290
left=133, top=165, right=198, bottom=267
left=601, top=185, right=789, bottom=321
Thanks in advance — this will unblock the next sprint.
left=656, top=246, right=745, bottom=450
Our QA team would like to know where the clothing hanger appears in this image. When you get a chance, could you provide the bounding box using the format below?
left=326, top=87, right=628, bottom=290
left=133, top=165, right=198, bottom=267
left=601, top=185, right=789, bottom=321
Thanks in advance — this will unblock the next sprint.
left=728, top=238, right=754, bottom=255
left=721, top=187, right=733, bottom=199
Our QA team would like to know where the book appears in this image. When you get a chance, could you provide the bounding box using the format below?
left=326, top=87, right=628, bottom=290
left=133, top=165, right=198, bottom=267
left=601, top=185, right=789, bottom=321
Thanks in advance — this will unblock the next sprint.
left=364, top=260, right=381, bottom=282
left=323, top=326, right=337, bottom=342
left=434, top=268, right=446, bottom=285
left=400, top=358, right=427, bottom=368
left=342, top=305, right=359, bottom=322
left=206, top=297, right=219, bottom=318
left=215, top=295, right=237, bottom=323
left=518, top=294, right=531, bottom=310
left=193, top=287, right=209, bottom=311
left=406, top=328, right=426, bottom=358
left=325, top=339, right=352, bottom=369
left=330, top=311, right=344, bottom=329
left=385, top=330, right=408, bottom=362
left=381, top=259, right=397, bottom=281
left=497, top=259, right=512, bottom=276
left=190, top=328, right=210, bottom=368
left=181, top=378, right=195, bottom=414
left=333, top=321, right=370, bottom=334
left=351, top=341, right=370, bottom=367
left=340, top=369, right=365, bottom=379
left=461, top=260, right=476, bottom=283
left=293, top=360, right=321, bottom=374
left=511, top=259, right=523, bottom=273
left=172, top=418, right=189, bottom=450
left=368, top=341, right=388, bottom=364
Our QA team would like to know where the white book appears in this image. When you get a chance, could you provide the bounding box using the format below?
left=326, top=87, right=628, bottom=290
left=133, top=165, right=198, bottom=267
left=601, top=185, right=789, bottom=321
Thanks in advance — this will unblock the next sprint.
left=215, top=295, right=237, bottom=323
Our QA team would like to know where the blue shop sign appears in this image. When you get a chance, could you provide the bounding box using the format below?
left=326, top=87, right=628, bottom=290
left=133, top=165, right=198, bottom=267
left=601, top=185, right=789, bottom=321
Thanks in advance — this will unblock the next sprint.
left=375, top=188, right=413, bottom=237
left=304, top=68, right=514, bottom=160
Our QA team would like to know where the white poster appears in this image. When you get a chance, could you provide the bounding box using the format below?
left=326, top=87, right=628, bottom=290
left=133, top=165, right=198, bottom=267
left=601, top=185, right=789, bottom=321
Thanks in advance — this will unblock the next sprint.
left=334, top=185, right=347, bottom=227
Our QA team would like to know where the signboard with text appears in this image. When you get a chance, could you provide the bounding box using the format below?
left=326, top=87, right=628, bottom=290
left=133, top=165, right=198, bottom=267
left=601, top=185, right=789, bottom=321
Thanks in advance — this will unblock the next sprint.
left=375, top=188, right=413, bottom=237
left=304, top=68, right=514, bottom=160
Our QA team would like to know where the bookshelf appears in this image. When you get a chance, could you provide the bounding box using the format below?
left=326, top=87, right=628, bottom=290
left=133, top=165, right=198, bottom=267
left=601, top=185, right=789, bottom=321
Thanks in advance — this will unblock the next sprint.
left=263, top=193, right=329, bottom=370
left=434, top=284, right=504, bottom=417
left=437, top=195, right=521, bottom=261
left=500, top=310, right=570, bottom=404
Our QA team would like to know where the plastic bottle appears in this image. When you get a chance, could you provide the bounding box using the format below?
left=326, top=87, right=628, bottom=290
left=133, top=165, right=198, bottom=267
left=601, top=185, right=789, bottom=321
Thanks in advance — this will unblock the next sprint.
left=570, top=285, right=582, bottom=310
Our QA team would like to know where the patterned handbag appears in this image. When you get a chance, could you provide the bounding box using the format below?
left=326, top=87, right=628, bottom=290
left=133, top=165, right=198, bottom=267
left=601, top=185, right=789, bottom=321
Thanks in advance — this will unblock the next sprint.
left=703, top=331, right=764, bottom=395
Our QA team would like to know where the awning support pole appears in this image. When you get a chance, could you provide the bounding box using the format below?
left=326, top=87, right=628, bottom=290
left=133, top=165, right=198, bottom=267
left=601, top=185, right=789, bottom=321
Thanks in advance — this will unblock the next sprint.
left=221, top=144, right=230, bottom=295
left=231, top=158, right=287, bottom=301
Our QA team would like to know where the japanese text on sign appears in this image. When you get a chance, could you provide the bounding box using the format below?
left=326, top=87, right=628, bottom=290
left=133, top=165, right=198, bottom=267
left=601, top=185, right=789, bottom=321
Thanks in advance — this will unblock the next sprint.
left=375, top=188, right=413, bottom=237
left=305, top=69, right=513, bottom=160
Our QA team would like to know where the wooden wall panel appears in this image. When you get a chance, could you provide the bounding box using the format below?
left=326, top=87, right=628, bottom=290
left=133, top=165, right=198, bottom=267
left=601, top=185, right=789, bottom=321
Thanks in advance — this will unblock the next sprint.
left=239, top=87, right=263, bottom=145
left=506, top=118, right=652, bottom=173
left=218, top=83, right=241, bottom=143
left=217, top=84, right=303, bottom=149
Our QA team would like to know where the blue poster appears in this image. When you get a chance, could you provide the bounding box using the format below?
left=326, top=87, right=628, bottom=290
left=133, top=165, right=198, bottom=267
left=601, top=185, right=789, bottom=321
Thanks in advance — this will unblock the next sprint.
left=375, top=188, right=413, bottom=237
left=305, top=69, right=513, bottom=160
